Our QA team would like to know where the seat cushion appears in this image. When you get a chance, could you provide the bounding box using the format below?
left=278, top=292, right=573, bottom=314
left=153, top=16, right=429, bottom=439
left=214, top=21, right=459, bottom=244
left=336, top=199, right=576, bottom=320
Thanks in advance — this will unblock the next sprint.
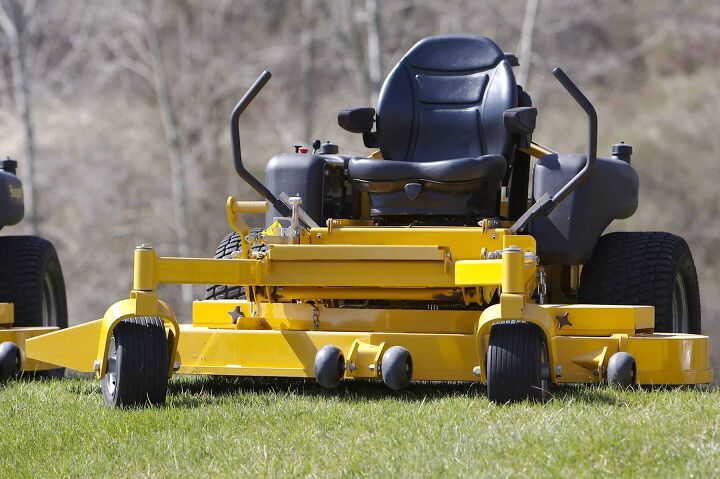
left=348, top=154, right=507, bottom=182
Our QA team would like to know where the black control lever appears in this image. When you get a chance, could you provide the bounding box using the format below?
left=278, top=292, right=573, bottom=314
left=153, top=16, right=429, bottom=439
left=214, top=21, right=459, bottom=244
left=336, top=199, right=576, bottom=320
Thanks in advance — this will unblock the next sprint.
left=230, top=71, right=292, bottom=218
left=510, top=67, right=598, bottom=233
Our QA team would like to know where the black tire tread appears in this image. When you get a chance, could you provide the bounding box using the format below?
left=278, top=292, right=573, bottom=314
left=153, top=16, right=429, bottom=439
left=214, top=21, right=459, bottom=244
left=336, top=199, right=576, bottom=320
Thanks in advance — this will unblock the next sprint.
left=486, top=321, right=543, bottom=403
left=106, top=316, right=168, bottom=406
left=205, top=231, right=265, bottom=300
left=0, top=235, right=68, bottom=328
left=205, top=232, right=244, bottom=300
left=579, top=232, right=701, bottom=333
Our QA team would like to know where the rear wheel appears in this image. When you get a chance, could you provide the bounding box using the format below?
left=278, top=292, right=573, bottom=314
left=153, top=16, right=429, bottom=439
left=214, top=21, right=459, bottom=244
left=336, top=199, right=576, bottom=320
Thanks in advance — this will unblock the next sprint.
left=579, top=232, right=701, bottom=333
left=0, top=236, right=67, bottom=329
left=0, top=236, right=67, bottom=377
left=486, top=321, right=549, bottom=403
left=101, top=317, right=169, bottom=407
left=206, top=231, right=266, bottom=301
left=205, top=232, right=245, bottom=300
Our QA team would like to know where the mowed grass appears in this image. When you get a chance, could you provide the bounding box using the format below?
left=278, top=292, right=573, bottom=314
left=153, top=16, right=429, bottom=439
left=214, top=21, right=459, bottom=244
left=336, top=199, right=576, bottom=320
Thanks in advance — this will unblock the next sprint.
left=1, top=377, right=719, bottom=478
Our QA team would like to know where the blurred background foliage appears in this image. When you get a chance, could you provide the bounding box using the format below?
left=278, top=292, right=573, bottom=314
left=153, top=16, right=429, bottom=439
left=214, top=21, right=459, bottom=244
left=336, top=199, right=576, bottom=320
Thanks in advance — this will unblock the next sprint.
left=0, top=0, right=718, bottom=365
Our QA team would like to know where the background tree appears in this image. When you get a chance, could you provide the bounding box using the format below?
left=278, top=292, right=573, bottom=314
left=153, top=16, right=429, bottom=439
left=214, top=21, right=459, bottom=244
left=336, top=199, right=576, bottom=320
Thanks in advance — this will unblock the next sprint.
left=0, top=0, right=37, bottom=234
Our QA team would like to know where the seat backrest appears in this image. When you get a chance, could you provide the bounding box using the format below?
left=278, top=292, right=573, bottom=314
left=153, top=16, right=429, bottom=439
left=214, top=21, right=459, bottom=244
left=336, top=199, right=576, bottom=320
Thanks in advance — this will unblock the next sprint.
left=377, top=35, right=517, bottom=163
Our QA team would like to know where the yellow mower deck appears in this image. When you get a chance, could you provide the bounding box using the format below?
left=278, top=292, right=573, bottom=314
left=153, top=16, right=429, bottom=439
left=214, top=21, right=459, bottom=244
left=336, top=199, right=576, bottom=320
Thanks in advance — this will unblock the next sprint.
left=25, top=222, right=712, bottom=386
left=0, top=302, right=60, bottom=373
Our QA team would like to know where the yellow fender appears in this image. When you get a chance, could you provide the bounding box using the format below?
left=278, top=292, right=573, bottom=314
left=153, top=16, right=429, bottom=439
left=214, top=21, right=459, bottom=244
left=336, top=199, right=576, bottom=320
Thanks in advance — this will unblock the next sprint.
left=25, top=291, right=179, bottom=379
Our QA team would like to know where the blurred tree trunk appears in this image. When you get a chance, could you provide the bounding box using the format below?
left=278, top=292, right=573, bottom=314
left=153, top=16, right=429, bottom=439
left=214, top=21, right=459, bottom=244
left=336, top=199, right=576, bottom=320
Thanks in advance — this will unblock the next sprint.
left=339, top=0, right=371, bottom=103
left=301, top=0, right=317, bottom=141
left=0, top=0, right=37, bottom=234
left=338, top=0, right=383, bottom=105
left=365, top=0, right=382, bottom=105
left=140, top=0, right=193, bottom=304
left=516, top=0, right=539, bottom=88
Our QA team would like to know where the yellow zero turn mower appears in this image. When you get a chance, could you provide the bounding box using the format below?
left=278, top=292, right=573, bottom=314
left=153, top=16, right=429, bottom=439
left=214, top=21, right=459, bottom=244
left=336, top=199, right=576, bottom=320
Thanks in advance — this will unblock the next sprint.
left=0, top=157, right=68, bottom=380
left=26, top=35, right=710, bottom=406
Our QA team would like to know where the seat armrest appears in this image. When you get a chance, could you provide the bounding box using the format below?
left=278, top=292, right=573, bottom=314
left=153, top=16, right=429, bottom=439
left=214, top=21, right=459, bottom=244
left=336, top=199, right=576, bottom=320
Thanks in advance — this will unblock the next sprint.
left=504, top=107, right=537, bottom=148
left=338, top=107, right=375, bottom=133
left=504, top=107, right=537, bottom=134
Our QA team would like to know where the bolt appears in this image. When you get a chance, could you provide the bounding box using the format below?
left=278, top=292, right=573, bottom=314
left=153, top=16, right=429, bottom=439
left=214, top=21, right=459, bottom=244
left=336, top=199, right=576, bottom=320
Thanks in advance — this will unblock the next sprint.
left=491, top=233, right=497, bottom=240
left=316, top=233, right=323, bottom=239
left=173, top=361, right=181, bottom=371
left=368, top=364, right=375, bottom=371
left=93, top=360, right=101, bottom=372
left=136, top=243, right=152, bottom=250
left=349, top=363, right=357, bottom=371
left=555, top=365, right=563, bottom=377
left=472, top=366, right=482, bottom=376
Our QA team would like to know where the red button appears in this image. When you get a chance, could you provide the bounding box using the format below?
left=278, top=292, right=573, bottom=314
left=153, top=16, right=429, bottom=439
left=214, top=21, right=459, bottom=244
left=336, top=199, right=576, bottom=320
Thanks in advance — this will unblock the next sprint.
left=298, top=147, right=309, bottom=154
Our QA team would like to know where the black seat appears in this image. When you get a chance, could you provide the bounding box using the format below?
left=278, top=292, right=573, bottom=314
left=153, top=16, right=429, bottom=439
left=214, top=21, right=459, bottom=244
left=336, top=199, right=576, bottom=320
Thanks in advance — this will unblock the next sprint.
left=345, top=34, right=518, bottom=222
left=349, top=155, right=507, bottom=182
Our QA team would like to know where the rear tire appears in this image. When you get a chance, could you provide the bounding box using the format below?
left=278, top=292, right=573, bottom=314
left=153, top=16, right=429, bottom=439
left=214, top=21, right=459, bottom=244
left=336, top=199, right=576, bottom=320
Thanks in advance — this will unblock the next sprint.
left=205, top=231, right=266, bottom=301
left=0, top=236, right=68, bottom=329
left=205, top=232, right=245, bottom=300
left=579, top=232, right=701, bottom=333
left=486, top=321, right=549, bottom=403
left=101, top=317, right=169, bottom=407
left=0, top=236, right=67, bottom=377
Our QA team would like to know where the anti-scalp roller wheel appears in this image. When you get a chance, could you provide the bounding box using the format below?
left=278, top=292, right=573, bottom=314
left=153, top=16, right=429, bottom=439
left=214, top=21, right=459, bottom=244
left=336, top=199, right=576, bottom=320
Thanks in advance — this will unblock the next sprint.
left=606, top=352, right=636, bottom=388
left=314, top=345, right=345, bottom=389
left=381, top=346, right=413, bottom=391
left=0, top=342, right=19, bottom=380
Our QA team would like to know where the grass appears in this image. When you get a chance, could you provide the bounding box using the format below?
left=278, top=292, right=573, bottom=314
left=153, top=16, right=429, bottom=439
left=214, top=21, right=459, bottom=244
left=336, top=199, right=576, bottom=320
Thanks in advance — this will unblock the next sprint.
left=1, top=377, right=719, bottom=478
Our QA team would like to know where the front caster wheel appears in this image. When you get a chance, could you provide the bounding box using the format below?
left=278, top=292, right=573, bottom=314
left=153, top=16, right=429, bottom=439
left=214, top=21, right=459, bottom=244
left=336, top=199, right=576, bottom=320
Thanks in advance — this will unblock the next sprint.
left=101, top=317, right=169, bottom=407
left=486, top=321, right=549, bottom=403
left=606, top=352, right=636, bottom=388
left=381, top=346, right=412, bottom=391
left=314, top=345, right=345, bottom=389
left=0, top=341, right=19, bottom=380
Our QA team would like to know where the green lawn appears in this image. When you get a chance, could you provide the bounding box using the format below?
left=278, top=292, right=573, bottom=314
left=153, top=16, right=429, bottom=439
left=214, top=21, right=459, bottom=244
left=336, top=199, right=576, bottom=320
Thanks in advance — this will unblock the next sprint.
left=1, top=377, right=718, bottom=478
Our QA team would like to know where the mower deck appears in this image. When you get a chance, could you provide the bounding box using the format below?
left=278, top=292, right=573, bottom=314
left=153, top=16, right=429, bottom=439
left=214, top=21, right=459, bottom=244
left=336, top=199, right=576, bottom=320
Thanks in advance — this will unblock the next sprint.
left=177, top=304, right=711, bottom=385
left=0, top=302, right=60, bottom=373
left=25, top=224, right=712, bottom=387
